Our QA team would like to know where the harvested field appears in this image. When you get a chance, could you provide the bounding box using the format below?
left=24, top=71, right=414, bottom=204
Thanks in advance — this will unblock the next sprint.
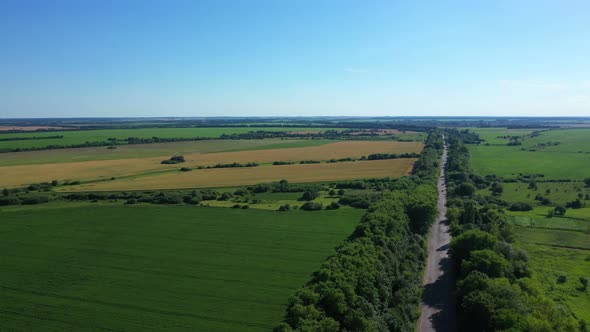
left=59, top=158, right=417, bottom=191
left=0, top=141, right=422, bottom=187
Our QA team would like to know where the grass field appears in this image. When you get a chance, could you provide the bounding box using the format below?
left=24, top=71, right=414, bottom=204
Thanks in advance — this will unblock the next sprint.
left=469, top=128, right=590, bottom=180
left=0, top=127, right=336, bottom=150
left=0, top=139, right=334, bottom=166
left=0, top=204, right=363, bottom=331
left=482, top=181, right=590, bottom=206
left=514, top=227, right=590, bottom=322
left=59, top=158, right=417, bottom=192
left=1, top=140, right=422, bottom=188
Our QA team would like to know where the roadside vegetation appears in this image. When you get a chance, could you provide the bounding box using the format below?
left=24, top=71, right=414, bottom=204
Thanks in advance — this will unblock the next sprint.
left=445, top=129, right=584, bottom=331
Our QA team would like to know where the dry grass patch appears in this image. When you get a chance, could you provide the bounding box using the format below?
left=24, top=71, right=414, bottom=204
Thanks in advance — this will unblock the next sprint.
left=60, top=159, right=417, bottom=192
left=0, top=141, right=422, bottom=187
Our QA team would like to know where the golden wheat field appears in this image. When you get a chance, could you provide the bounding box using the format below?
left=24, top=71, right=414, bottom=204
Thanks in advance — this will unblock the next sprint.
left=0, top=141, right=422, bottom=187
left=59, top=158, right=417, bottom=191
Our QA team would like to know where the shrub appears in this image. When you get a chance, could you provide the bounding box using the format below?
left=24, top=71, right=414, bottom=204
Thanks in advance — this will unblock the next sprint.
left=278, top=204, right=291, bottom=211
left=300, top=202, right=323, bottom=211
left=455, top=182, right=476, bottom=196
left=325, top=201, right=340, bottom=210
left=161, top=155, right=185, bottom=164
left=301, top=190, right=319, bottom=201
left=179, top=167, right=191, bottom=172
left=241, top=205, right=250, bottom=209
left=508, top=202, right=533, bottom=211
left=557, top=274, right=568, bottom=283
left=232, top=204, right=241, bottom=209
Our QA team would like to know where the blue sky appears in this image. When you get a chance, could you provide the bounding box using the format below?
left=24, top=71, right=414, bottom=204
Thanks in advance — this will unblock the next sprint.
left=1, top=0, right=589, bottom=118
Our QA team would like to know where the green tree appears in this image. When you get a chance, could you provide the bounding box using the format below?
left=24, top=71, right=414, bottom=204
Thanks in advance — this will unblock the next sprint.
left=451, top=230, right=497, bottom=267
left=455, top=182, right=476, bottom=196
left=554, top=205, right=567, bottom=216
left=461, top=249, right=513, bottom=278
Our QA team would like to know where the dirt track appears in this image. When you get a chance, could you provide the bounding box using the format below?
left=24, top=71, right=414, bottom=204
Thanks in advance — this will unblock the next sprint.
left=418, top=136, right=456, bottom=332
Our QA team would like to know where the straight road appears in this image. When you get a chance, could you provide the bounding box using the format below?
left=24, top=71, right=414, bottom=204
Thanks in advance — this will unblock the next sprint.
left=418, top=136, right=456, bottom=332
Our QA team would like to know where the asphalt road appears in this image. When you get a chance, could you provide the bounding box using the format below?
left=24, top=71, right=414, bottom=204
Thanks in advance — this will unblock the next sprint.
left=418, top=136, right=456, bottom=332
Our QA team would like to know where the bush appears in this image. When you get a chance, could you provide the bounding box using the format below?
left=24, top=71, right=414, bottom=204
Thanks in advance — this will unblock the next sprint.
left=161, top=155, right=185, bottom=164
left=325, top=202, right=340, bottom=210
left=554, top=205, right=567, bottom=216
left=278, top=204, right=291, bottom=211
left=232, top=204, right=241, bottom=209
left=218, top=192, right=233, bottom=201
left=301, top=190, right=319, bottom=201
left=179, top=167, right=191, bottom=172
left=557, top=274, right=568, bottom=283
left=508, top=202, right=533, bottom=211
left=21, top=196, right=50, bottom=205
left=0, top=196, right=21, bottom=206
left=300, top=202, right=323, bottom=211
left=241, top=205, right=250, bottom=209
left=455, top=182, right=476, bottom=196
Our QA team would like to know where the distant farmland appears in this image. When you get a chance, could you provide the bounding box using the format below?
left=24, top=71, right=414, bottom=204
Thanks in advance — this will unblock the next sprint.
left=60, top=158, right=417, bottom=191
left=0, top=141, right=422, bottom=187
left=0, top=126, right=336, bottom=150
left=0, top=139, right=334, bottom=166
left=468, top=128, right=590, bottom=179
left=0, top=205, right=363, bottom=331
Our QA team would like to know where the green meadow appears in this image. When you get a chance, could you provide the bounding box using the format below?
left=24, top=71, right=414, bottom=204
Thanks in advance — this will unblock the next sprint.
left=514, top=227, right=590, bottom=322
left=468, top=128, right=590, bottom=180
left=0, top=204, right=362, bottom=331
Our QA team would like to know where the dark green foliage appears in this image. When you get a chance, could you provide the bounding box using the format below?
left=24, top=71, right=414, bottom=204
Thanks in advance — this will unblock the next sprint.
left=161, top=155, right=185, bottom=164
left=179, top=167, right=191, bottom=172
left=325, top=202, right=340, bottom=210
left=566, top=198, right=584, bottom=209
left=338, top=191, right=382, bottom=209
left=554, top=205, right=567, bottom=216
left=301, top=190, right=319, bottom=201
left=300, top=202, right=323, bottom=211
left=508, top=202, right=534, bottom=211
left=218, top=192, right=233, bottom=201
left=207, top=162, right=259, bottom=168
left=278, top=204, right=291, bottom=211
left=455, top=182, right=476, bottom=196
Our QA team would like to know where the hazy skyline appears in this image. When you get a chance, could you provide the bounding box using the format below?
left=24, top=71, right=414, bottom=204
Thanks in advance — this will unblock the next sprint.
left=1, top=0, right=589, bottom=118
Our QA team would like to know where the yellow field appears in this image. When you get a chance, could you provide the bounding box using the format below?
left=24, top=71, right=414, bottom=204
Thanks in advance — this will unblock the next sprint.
left=0, top=141, right=422, bottom=187
left=59, top=158, right=417, bottom=191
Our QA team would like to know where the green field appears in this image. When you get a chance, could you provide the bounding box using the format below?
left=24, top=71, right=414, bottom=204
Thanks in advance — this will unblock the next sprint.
left=0, top=139, right=333, bottom=166
left=514, top=227, right=590, bottom=322
left=0, top=204, right=362, bottom=331
left=0, top=127, right=335, bottom=150
left=468, top=128, right=590, bottom=179
left=485, top=181, right=590, bottom=206
left=465, top=127, right=540, bottom=144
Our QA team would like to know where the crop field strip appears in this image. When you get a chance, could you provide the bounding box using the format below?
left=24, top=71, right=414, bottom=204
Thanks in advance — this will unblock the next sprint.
left=0, top=139, right=335, bottom=166
left=0, top=126, right=337, bottom=150
left=59, top=158, right=417, bottom=192
left=0, top=205, right=363, bottom=331
left=0, top=140, right=422, bottom=187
